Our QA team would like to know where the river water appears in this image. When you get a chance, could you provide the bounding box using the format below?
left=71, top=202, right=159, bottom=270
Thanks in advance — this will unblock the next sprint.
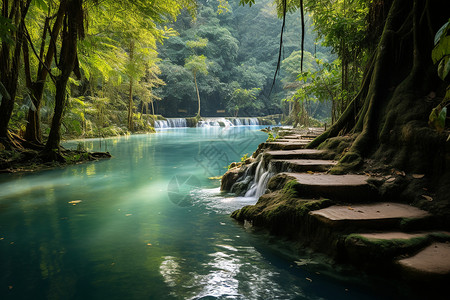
left=1, top=127, right=406, bottom=299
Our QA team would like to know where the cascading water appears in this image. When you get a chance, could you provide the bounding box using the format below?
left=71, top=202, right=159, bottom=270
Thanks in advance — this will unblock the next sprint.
left=154, top=120, right=169, bottom=128
left=231, top=156, right=293, bottom=199
left=198, top=118, right=234, bottom=127
left=168, top=118, right=188, bottom=127
left=230, top=118, right=259, bottom=126
left=154, top=118, right=187, bottom=128
left=154, top=117, right=260, bottom=128
left=244, top=156, right=274, bottom=199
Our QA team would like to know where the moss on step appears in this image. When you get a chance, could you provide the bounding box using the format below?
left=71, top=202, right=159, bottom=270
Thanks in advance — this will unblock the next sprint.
left=231, top=181, right=333, bottom=236
left=344, top=233, right=428, bottom=263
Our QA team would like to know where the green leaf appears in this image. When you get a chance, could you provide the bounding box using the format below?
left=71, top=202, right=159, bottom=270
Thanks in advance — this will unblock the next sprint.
left=434, top=20, right=450, bottom=46
left=31, top=0, right=48, bottom=11
left=438, top=107, right=447, bottom=130
left=437, top=56, right=450, bottom=80
left=432, top=35, right=450, bottom=64
left=429, top=106, right=447, bottom=132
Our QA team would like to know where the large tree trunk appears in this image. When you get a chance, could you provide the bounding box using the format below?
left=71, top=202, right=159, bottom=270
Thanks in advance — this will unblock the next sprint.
left=45, top=0, right=83, bottom=152
left=308, top=0, right=448, bottom=205
left=0, top=0, right=31, bottom=141
left=311, top=0, right=447, bottom=171
left=23, top=0, right=67, bottom=144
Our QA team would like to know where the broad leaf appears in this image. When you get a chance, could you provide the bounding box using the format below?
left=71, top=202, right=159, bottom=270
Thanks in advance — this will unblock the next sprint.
left=437, top=55, right=450, bottom=80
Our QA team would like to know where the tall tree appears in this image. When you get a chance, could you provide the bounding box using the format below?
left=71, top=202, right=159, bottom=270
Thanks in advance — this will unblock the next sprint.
left=23, top=0, right=67, bottom=144
left=241, top=0, right=449, bottom=202
left=45, top=0, right=84, bottom=152
left=185, top=37, right=209, bottom=117
left=185, top=54, right=209, bottom=117
left=0, top=0, right=31, bottom=143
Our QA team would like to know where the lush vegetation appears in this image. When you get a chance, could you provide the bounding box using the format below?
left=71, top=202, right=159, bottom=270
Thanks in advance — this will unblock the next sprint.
left=155, top=0, right=331, bottom=120
left=1, top=0, right=448, bottom=180
left=0, top=0, right=334, bottom=155
left=0, top=0, right=197, bottom=153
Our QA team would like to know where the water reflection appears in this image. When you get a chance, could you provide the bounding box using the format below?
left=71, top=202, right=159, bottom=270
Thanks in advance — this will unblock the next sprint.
left=1, top=128, right=403, bottom=300
left=159, top=243, right=307, bottom=300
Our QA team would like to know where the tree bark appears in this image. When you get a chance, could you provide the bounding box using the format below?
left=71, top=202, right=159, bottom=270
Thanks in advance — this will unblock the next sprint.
left=24, top=0, right=67, bottom=144
left=194, top=71, right=201, bottom=117
left=45, top=0, right=83, bottom=152
left=0, top=0, right=31, bottom=140
left=309, top=0, right=448, bottom=177
left=127, top=41, right=135, bottom=131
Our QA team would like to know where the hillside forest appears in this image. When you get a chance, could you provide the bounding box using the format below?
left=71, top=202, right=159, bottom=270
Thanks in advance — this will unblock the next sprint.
left=1, top=0, right=448, bottom=160
left=0, top=0, right=364, bottom=148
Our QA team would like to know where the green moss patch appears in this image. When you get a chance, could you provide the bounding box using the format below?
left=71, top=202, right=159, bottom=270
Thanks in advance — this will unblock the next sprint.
left=231, top=179, right=333, bottom=236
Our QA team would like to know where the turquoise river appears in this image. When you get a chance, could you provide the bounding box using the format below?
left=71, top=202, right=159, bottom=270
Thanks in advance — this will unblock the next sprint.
left=1, top=126, right=415, bottom=299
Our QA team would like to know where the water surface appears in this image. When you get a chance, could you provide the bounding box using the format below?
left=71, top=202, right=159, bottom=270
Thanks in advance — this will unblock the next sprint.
left=1, top=127, right=408, bottom=299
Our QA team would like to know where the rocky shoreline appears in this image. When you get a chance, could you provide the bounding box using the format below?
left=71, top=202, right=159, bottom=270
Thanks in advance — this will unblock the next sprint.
left=221, top=127, right=450, bottom=295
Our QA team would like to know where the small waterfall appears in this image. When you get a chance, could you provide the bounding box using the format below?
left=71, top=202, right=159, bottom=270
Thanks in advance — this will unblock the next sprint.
left=198, top=118, right=233, bottom=127
left=249, top=118, right=259, bottom=125
left=168, top=118, right=187, bottom=127
left=155, top=117, right=260, bottom=128
left=230, top=155, right=293, bottom=199
left=244, top=156, right=274, bottom=198
left=235, top=118, right=259, bottom=126
left=154, top=118, right=187, bottom=128
left=154, top=120, right=169, bottom=128
left=232, top=118, right=242, bottom=126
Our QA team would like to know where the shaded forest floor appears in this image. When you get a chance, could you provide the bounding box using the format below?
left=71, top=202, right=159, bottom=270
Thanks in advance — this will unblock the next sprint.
left=0, top=145, right=111, bottom=174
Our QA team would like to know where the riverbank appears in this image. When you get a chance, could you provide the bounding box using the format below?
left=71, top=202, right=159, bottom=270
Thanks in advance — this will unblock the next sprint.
left=221, top=126, right=450, bottom=297
left=1, top=114, right=282, bottom=174
left=0, top=145, right=111, bottom=174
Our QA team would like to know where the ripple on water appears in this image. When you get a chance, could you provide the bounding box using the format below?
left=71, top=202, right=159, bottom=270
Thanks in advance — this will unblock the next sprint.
left=159, top=242, right=307, bottom=300
left=191, top=188, right=258, bottom=215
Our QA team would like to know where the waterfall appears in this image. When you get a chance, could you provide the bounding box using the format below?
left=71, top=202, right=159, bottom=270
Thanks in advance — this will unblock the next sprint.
left=168, top=118, right=187, bottom=127
left=155, top=117, right=260, bottom=128
left=233, top=118, right=242, bottom=126
left=234, top=118, right=259, bottom=126
left=154, top=120, right=169, bottom=128
left=198, top=118, right=234, bottom=127
left=230, top=155, right=293, bottom=199
left=154, top=118, right=187, bottom=128
left=244, top=156, right=274, bottom=199
left=249, top=118, right=259, bottom=125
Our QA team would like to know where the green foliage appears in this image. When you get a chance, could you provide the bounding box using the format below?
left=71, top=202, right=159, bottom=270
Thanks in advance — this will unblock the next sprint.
left=429, top=20, right=450, bottom=134
left=0, top=15, right=16, bottom=45
left=432, top=19, right=450, bottom=81
left=240, top=153, right=249, bottom=163
left=226, top=86, right=261, bottom=117
left=185, top=55, right=209, bottom=76
left=266, top=131, right=278, bottom=142
left=156, top=0, right=327, bottom=117
left=429, top=104, right=447, bottom=132
left=186, top=37, right=209, bottom=49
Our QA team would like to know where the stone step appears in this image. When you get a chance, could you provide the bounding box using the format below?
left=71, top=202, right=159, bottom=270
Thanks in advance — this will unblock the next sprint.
left=397, top=242, right=450, bottom=281
left=264, top=149, right=327, bottom=160
left=282, top=135, right=316, bottom=140
left=274, top=139, right=304, bottom=142
left=271, top=159, right=337, bottom=172
left=310, top=202, right=431, bottom=229
left=282, top=172, right=378, bottom=202
left=282, top=135, right=305, bottom=139
left=264, top=141, right=310, bottom=150
left=344, top=231, right=450, bottom=263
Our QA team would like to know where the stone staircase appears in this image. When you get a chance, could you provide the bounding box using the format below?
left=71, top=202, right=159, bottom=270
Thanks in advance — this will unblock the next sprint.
left=226, top=127, right=450, bottom=285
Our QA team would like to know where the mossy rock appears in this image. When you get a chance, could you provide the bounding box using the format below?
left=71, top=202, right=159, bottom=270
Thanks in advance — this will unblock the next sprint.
left=344, top=233, right=429, bottom=264
left=231, top=181, right=333, bottom=237
left=186, top=117, right=199, bottom=127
